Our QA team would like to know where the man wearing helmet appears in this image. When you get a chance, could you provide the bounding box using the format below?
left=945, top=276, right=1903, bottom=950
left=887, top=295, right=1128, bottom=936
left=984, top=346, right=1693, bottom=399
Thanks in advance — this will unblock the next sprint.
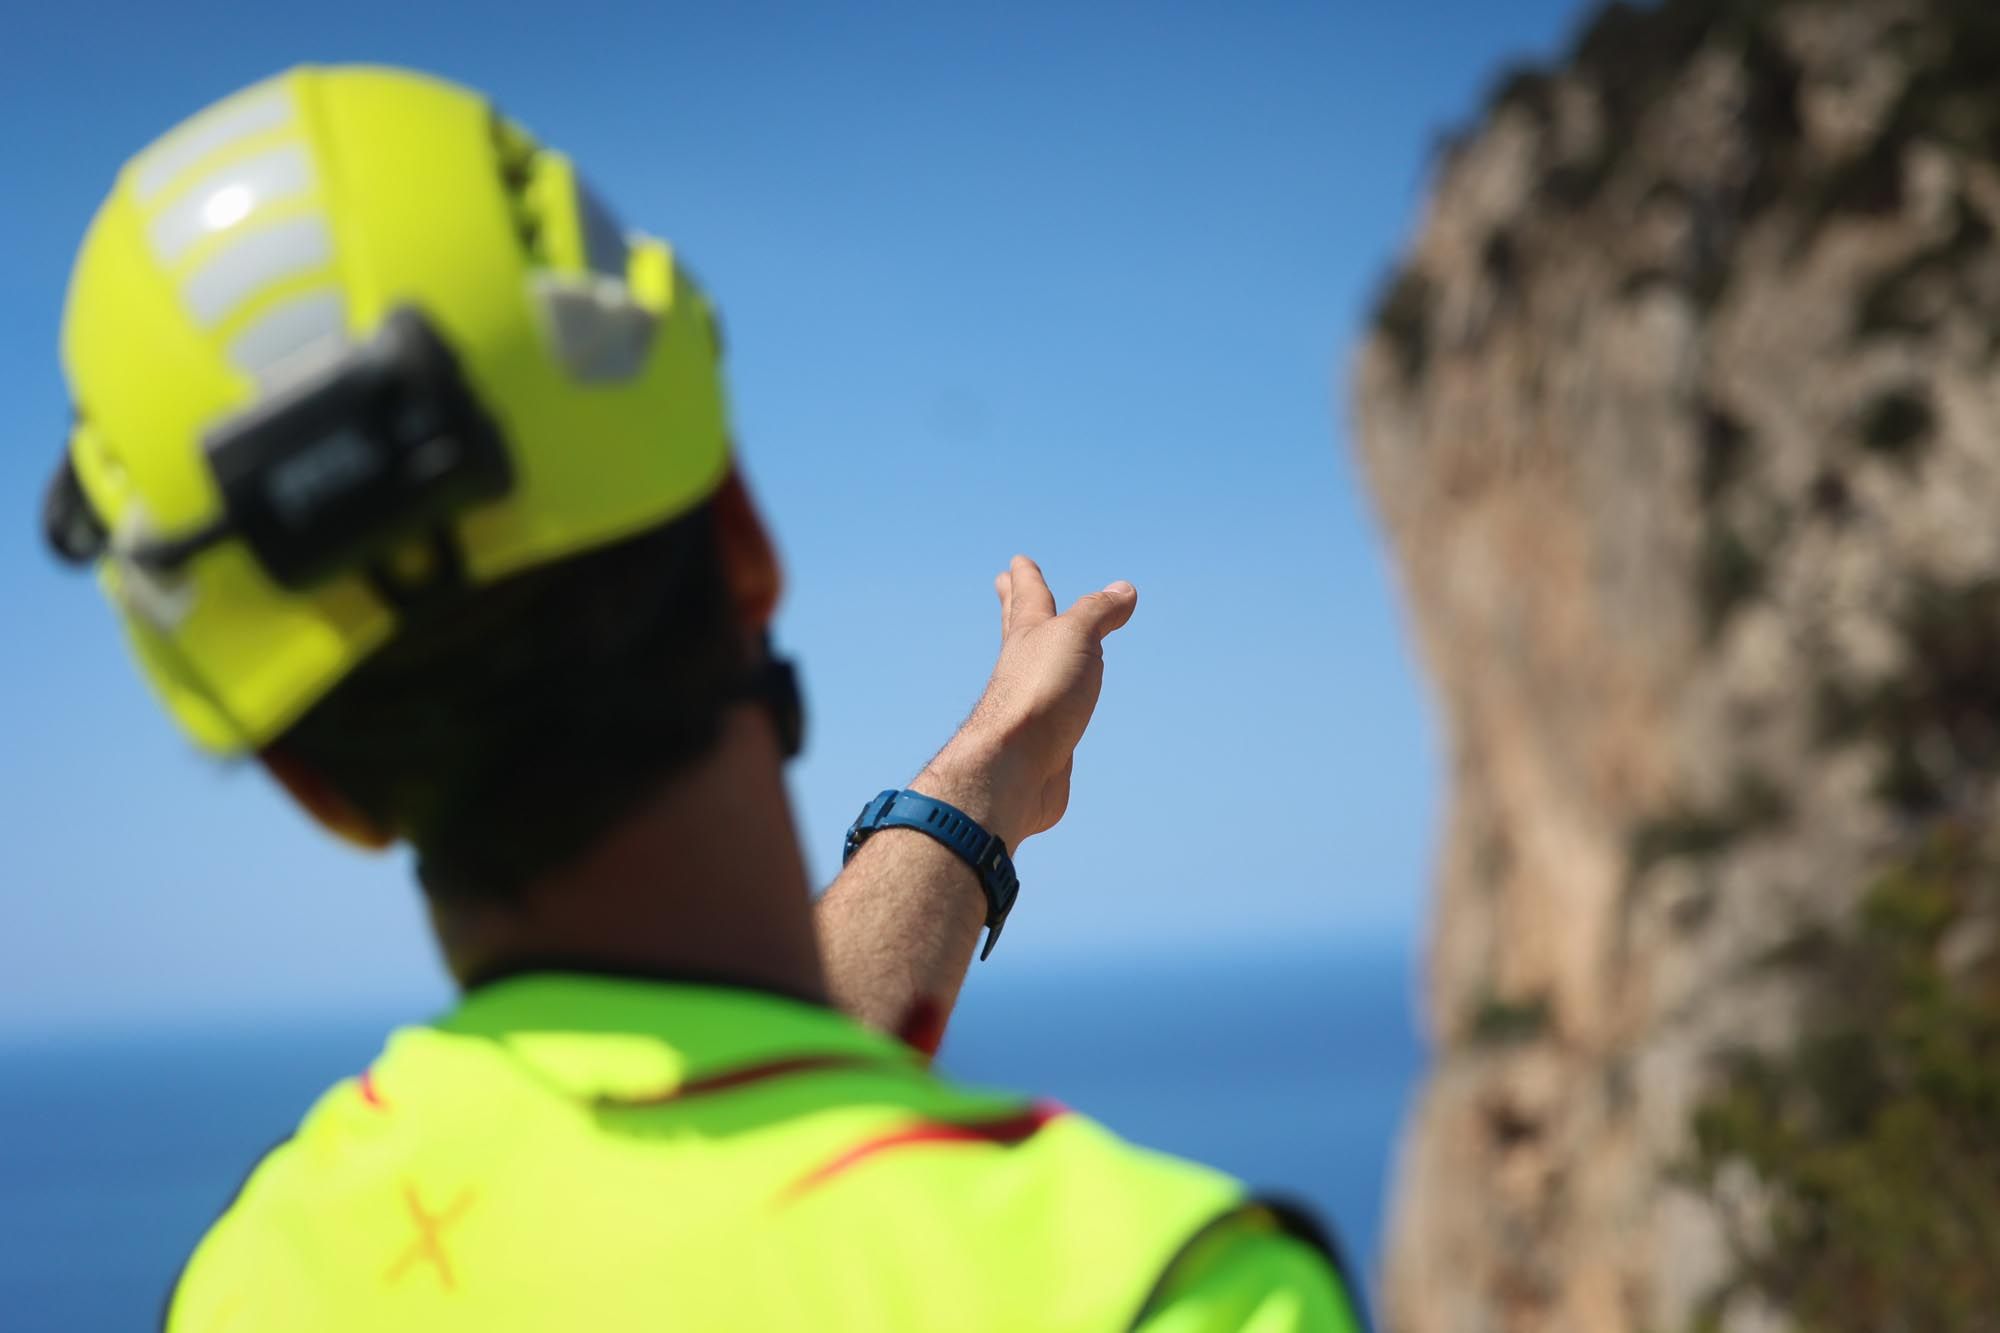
left=46, top=65, right=1363, bottom=1332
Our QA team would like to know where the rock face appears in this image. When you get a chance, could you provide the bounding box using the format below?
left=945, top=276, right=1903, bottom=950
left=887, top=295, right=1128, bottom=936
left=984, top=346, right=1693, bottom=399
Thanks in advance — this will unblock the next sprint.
left=1355, top=2, right=2000, bottom=1329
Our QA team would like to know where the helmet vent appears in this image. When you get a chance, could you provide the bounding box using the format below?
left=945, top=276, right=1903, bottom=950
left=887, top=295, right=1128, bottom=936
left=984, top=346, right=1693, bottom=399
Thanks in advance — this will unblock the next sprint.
left=489, top=110, right=549, bottom=265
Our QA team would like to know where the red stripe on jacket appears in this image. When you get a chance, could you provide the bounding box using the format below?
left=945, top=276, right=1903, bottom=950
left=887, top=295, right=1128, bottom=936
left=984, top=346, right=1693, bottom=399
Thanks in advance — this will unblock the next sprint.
left=780, top=1101, right=1067, bottom=1202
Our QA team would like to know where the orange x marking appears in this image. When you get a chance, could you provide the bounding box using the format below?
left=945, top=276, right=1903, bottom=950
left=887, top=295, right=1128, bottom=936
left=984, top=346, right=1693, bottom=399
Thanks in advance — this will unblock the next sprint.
left=383, top=1180, right=477, bottom=1291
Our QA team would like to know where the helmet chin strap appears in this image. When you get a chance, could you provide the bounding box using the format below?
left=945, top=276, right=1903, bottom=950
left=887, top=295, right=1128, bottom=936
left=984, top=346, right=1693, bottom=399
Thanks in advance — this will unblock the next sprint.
left=740, top=634, right=806, bottom=761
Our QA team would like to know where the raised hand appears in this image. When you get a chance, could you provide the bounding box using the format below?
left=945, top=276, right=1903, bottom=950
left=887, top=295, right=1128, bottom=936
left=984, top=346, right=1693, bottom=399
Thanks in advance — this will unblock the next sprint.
left=913, top=555, right=1139, bottom=849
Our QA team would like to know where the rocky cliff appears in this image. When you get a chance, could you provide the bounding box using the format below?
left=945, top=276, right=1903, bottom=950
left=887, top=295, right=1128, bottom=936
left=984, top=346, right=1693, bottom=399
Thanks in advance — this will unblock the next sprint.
left=1354, top=2, right=2000, bottom=1329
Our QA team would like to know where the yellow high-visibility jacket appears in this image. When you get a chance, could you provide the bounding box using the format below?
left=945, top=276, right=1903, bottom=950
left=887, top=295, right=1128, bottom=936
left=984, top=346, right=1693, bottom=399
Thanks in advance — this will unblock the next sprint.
left=167, top=971, right=1364, bottom=1331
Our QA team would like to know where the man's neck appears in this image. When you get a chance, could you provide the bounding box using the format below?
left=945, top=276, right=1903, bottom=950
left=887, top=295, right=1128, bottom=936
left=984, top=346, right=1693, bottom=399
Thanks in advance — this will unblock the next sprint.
left=430, top=705, right=829, bottom=1004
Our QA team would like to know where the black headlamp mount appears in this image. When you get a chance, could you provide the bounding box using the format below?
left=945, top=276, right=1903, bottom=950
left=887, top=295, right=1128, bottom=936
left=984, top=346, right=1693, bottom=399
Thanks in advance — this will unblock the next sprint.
left=45, top=306, right=512, bottom=597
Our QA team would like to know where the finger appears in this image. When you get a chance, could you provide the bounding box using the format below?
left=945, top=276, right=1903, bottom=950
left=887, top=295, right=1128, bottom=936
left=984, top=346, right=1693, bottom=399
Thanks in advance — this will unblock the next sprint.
left=995, top=570, right=1013, bottom=634
left=1008, top=554, right=1058, bottom=630
left=1064, top=580, right=1138, bottom=643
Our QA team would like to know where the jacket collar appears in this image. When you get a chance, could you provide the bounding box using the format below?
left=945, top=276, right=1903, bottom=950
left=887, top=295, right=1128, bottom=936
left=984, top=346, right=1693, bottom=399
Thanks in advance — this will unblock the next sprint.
left=428, top=965, right=916, bottom=1103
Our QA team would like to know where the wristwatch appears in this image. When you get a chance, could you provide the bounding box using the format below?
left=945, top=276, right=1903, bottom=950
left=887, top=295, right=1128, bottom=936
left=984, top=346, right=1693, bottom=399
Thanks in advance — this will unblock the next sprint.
left=844, top=789, right=1021, bottom=959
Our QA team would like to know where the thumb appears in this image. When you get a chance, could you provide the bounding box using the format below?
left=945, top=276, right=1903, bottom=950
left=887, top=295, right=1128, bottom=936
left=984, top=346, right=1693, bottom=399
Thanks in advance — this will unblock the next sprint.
left=1065, top=581, right=1138, bottom=643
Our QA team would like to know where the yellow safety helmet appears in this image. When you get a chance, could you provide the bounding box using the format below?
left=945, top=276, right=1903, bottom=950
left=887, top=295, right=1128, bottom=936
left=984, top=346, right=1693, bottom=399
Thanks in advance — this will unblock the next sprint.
left=44, top=65, right=732, bottom=754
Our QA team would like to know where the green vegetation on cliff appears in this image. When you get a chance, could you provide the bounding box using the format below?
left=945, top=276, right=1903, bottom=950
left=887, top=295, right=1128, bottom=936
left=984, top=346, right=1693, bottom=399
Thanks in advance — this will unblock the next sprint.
left=1685, top=827, right=2000, bottom=1330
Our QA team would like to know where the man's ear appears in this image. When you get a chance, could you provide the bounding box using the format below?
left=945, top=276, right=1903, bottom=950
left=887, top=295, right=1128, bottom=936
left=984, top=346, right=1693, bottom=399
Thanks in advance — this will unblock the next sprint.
left=710, top=465, right=782, bottom=630
left=260, top=747, right=397, bottom=850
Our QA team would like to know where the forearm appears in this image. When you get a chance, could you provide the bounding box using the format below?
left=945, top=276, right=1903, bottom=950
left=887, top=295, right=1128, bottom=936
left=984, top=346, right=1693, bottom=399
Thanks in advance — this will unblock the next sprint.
left=814, top=555, right=1136, bottom=1051
left=815, top=747, right=1028, bottom=1047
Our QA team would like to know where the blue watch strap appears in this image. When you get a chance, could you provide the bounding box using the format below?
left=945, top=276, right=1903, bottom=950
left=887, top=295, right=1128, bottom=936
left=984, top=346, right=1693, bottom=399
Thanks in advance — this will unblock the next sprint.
left=843, top=789, right=1021, bottom=959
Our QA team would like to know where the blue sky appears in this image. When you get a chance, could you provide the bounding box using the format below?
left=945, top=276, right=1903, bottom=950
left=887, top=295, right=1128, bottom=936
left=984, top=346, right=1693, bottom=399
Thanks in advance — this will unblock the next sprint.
left=0, top=0, right=1589, bottom=1034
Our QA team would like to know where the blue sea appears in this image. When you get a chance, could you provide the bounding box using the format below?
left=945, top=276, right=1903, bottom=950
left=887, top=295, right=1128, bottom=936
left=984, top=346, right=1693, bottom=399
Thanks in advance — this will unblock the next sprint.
left=0, top=944, right=1421, bottom=1331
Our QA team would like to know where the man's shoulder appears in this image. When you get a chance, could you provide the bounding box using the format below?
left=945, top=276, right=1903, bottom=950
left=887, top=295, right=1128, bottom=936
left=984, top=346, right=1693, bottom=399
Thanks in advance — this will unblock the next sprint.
left=182, top=1008, right=1241, bottom=1198
left=1132, top=1207, right=1367, bottom=1333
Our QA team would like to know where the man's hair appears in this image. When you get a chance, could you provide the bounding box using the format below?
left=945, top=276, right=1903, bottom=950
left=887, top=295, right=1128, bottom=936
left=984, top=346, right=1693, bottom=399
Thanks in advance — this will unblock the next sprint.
left=276, top=505, right=746, bottom=905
